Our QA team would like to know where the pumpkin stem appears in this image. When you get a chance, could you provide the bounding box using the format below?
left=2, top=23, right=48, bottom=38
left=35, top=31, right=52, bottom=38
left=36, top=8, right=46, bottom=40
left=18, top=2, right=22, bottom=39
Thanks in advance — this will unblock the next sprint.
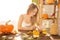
left=6, top=20, right=11, bottom=25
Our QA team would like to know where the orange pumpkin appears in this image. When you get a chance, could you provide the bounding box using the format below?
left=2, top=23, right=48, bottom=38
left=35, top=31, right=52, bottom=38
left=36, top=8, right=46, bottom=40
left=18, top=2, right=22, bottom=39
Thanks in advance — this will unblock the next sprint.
left=46, top=0, right=54, bottom=4
left=42, top=14, right=48, bottom=19
left=0, top=24, right=14, bottom=33
left=1, top=26, right=5, bottom=32
left=58, top=4, right=60, bottom=7
left=0, top=20, right=14, bottom=33
left=5, top=24, right=14, bottom=33
left=0, top=25, right=5, bottom=33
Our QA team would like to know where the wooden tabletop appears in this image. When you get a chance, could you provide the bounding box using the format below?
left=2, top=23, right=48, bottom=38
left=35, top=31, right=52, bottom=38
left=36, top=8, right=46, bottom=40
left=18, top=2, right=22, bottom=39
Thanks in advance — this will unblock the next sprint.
left=0, top=34, right=60, bottom=40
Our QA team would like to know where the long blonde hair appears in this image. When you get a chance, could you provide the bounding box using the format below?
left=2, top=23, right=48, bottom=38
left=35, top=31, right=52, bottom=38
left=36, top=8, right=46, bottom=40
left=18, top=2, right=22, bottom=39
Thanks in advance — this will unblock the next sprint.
left=27, top=3, right=39, bottom=24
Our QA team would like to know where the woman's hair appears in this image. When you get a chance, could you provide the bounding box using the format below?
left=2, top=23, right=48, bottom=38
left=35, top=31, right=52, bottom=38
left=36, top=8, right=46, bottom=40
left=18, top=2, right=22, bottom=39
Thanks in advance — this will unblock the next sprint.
left=27, top=3, right=39, bottom=24
left=27, top=3, right=39, bottom=16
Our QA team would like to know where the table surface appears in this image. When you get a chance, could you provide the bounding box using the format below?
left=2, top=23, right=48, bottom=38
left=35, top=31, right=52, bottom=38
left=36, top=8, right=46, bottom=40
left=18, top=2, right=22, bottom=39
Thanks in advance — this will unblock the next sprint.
left=0, top=33, right=60, bottom=40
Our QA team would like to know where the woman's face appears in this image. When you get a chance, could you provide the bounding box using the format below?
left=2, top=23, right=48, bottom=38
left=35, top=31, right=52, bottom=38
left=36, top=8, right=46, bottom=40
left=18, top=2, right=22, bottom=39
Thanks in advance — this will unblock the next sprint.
left=29, top=8, right=37, bottom=17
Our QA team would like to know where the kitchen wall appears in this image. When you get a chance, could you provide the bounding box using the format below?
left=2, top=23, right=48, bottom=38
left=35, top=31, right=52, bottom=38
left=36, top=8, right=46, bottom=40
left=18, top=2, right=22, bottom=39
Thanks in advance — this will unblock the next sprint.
left=0, top=0, right=32, bottom=31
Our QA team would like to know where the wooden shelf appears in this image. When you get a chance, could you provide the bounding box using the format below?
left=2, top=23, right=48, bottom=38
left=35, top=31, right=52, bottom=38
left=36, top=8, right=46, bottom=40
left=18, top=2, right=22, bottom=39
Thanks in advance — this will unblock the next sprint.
left=40, top=18, right=57, bottom=20
left=43, top=3, right=55, bottom=5
left=32, top=0, right=59, bottom=35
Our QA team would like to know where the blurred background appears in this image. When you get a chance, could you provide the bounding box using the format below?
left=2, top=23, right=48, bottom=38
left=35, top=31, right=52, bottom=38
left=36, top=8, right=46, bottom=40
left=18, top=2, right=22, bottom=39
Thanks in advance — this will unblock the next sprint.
left=0, top=0, right=32, bottom=29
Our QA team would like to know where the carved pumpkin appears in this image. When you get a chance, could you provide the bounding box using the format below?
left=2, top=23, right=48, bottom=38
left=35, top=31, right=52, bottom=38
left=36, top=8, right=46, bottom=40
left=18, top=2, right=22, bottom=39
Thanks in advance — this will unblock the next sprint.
left=42, top=14, right=48, bottom=19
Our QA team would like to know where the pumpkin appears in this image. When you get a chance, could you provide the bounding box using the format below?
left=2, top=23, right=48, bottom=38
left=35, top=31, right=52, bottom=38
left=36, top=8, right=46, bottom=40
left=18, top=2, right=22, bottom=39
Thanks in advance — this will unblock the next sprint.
left=5, top=24, right=14, bottom=33
left=1, top=26, right=5, bottom=32
left=58, top=4, right=60, bottom=7
left=46, top=0, right=54, bottom=4
left=42, top=14, right=48, bottom=19
left=0, top=20, right=14, bottom=33
left=0, top=25, right=5, bottom=33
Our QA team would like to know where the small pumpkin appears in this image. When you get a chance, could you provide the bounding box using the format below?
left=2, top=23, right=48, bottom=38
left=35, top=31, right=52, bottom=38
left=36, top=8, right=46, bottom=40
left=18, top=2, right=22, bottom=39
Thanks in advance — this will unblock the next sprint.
left=46, top=0, right=54, bottom=4
left=58, top=4, right=60, bottom=7
left=42, top=14, right=48, bottom=19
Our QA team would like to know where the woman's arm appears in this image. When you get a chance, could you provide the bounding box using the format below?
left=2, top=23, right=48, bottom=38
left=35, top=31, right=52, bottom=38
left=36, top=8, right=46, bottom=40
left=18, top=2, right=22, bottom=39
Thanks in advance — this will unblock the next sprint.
left=18, top=15, right=23, bottom=30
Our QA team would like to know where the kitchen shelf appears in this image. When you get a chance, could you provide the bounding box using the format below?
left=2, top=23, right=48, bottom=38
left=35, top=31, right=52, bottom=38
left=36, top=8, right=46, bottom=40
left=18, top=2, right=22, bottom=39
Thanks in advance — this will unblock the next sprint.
left=43, top=3, right=56, bottom=5
left=32, top=0, right=60, bottom=35
left=40, top=18, right=57, bottom=20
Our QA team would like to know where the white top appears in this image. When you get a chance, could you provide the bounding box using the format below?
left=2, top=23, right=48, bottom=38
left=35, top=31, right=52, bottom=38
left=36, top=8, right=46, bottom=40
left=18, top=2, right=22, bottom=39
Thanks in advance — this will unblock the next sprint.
left=21, top=15, right=31, bottom=27
left=22, top=21, right=31, bottom=27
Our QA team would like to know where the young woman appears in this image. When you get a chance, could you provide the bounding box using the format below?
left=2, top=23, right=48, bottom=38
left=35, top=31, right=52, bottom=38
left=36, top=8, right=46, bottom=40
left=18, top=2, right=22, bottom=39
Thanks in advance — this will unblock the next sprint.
left=18, top=3, right=39, bottom=31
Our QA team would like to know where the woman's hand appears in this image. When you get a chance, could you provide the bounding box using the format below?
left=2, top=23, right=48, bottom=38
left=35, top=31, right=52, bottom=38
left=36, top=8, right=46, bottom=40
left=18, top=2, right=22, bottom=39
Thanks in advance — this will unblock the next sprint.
left=32, top=26, right=36, bottom=30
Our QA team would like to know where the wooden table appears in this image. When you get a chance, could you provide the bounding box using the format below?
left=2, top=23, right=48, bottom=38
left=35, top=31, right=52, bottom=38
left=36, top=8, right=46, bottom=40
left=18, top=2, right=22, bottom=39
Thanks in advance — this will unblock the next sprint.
left=52, top=35, right=60, bottom=40
left=0, top=33, right=60, bottom=40
left=0, top=34, right=16, bottom=40
left=21, top=32, right=51, bottom=40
